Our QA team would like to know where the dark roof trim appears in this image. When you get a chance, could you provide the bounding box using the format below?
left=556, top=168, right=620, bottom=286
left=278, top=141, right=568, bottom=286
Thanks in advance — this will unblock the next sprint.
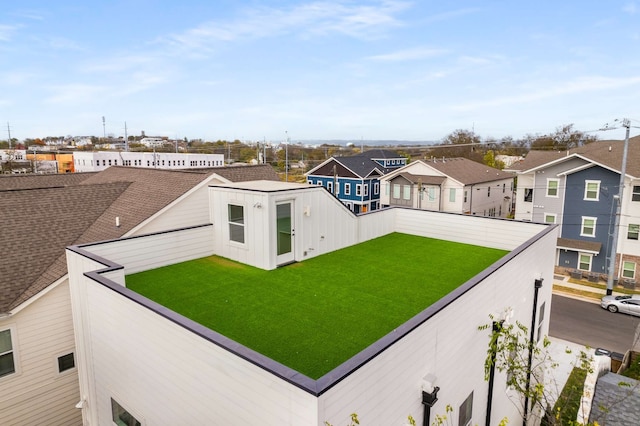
left=67, top=219, right=557, bottom=397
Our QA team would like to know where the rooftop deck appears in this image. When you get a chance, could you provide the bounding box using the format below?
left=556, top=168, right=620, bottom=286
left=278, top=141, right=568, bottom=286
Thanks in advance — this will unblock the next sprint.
left=126, top=232, right=508, bottom=379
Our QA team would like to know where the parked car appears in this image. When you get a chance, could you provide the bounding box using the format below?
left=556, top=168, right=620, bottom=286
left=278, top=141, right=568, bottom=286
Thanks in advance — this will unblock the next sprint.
left=600, top=295, right=640, bottom=316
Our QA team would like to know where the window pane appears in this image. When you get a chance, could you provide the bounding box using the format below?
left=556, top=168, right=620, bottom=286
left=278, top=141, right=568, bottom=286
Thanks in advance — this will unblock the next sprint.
left=579, top=254, right=590, bottom=270
left=0, top=330, right=11, bottom=353
left=586, top=182, right=599, bottom=199
left=0, top=353, right=15, bottom=377
left=449, top=188, right=456, bottom=202
left=623, top=261, right=635, bottom=278
left=403, top=186, right=410, bottom=200
left=58, top=353, right=75, bottom=372
left=228, top=205, right=244, bottom=224
left=393, top=184, right=400, bottom=199
left=628, top=224, right=639, bottom=240
left=547, top=180, right=558, bottom=196
left=111, top=398, right=141, bottom=426
left=633, top=186, right=640, bottom=202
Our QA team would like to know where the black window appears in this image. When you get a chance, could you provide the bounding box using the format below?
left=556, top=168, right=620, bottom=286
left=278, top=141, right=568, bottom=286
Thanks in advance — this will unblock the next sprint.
left=58, top=353, right=75, bottom=372
left=524, top=188, right=533, bottom=202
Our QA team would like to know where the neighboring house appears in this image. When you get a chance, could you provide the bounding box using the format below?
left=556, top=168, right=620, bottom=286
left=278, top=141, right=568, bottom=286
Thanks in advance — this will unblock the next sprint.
left=73, top=151, right=225, bottom=172
left=379, top=158, right=514, bottom=217
left=511, top=136, right=640, bottom=281
left=0, top=165, right=279, bottom=425
left=305, top=149, right=406, bottom=213
left=66, top=179, right=556, bottom=426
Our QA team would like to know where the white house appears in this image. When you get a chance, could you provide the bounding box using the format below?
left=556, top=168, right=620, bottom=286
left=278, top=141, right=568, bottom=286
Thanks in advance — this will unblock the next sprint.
left=380, top=158, right=514, bottom=217
left=0, top=165, right=280, bottom=425
left=66, top=180, right=557, bottom=426
left=73, top=151, right=225, bottom=172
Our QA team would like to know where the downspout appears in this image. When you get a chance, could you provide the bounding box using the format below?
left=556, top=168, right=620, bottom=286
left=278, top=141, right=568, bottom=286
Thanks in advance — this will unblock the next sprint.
left=469, top=184, right=474, bottom=215
left=523, top=278, right=543, bottom=425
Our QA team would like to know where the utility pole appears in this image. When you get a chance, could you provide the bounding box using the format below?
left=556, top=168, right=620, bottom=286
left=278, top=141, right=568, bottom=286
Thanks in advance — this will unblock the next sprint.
left=285, top=131, right=289, bottom=182
left=6, top=122, right=12, bottom=149
left=606, top=118, right=631, bottom=295
left=124, top=122, right=129, bottom=152
left=102, top=116, right=106, bottom=141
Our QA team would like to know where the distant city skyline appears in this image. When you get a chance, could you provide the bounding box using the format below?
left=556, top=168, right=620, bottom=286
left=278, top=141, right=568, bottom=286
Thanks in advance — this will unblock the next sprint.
left=1, top=1, right=639, bottom=143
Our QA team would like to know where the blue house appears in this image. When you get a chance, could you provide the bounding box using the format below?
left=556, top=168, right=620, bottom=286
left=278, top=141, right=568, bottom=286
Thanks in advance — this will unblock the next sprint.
left=511, top=136, right=640, bottom=283
left=305, top=149, right=407, bottom=213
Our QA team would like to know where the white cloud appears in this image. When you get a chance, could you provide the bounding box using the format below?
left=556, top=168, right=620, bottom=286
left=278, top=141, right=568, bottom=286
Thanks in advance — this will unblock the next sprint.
left=422, top=7, right=479, bottom=24
left=623, top=2, right=638, bottom=14
left=162, top=1, right=411, bottom=52
left=0, top=24, right=20, bottom=42
left=368, top=47, right=448, bottom=61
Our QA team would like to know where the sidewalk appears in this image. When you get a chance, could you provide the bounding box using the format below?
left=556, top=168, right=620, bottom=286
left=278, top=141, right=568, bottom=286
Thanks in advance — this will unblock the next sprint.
left=552, top=274, right=626, bottom=304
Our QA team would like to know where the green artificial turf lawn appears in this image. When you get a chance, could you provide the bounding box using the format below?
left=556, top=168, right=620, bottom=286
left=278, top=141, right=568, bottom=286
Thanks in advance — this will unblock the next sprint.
left=126, top=232, right=507, bottom=379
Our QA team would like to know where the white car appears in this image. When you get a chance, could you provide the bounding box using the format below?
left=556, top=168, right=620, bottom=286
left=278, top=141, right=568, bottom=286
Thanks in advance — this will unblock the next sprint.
left=600, top=295, right=640, bottom=316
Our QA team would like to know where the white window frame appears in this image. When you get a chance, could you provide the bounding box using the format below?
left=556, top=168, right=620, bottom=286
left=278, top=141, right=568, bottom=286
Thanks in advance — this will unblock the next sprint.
left=363, top=183, right=368, bottom=196
left=374, top=182, right=379, bottom=195
left=449, top=188, right=456, bottom=203
left=584, top=180, right=600, bottom=201
left=0, top=326, right=17, bottom=380
left=544, top=213, right=557, bottom=224
left=228, top=204, right=245, bottom=244
left=327, top=181, right=333, bottom=193
left=581, top=216, right=597, bottom=237
left=578, top=252, right=592, bottom=271
left=628, top=224, right=639, bottom=240
left=402, top=185, right=410, bottom=200
left=622, top=261, right=636, bottom=279
left=111, top=397, right=143, bottom=426
left=393, top=184, right=400, bottom=199
left=344, top=183, right=351, bottom=196
left=546, top=178, right=559, bottom=197
left=356, top=184, right=362, bottom=196
left=633, top=185, right=640, bottom=202
left=427, top=187, right=436, bottom=201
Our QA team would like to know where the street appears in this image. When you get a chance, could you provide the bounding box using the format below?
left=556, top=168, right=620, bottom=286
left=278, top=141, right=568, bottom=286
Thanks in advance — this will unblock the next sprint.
left=550, top=294, right=640, bottom=354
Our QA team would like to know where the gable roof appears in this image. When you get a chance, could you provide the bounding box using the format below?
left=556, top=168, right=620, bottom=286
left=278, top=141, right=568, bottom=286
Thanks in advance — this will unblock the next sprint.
left=420, top=157, right=513, bottom=185
left=0, top=165, right=279, bottom=312
left=307, top=150, right=401, bottom=178
left=508, top=135, right=640, bottom=177
left=392, top=172, right=447, bottom=186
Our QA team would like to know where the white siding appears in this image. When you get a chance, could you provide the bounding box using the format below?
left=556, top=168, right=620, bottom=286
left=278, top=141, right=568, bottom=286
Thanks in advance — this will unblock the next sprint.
left=132, top=179, right=221, bottom=235
left=320, top=229, right=556, bottom=425
left=0, top=282, right=82, bottom=426
left=394, top=208, right=547, bottom=251
left=86, top=225, right=215, bottom=275
left=514, top=174, right=535, bottom=221
left=67, top=250, right=319, bottom=426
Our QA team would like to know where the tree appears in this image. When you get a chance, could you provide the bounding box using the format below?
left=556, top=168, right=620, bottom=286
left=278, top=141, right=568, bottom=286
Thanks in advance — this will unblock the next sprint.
left=477, top=313, right=638, bottom=425
left=430, top=129, right=483, bottom=162
left=530, top=124, right=598, bottom=151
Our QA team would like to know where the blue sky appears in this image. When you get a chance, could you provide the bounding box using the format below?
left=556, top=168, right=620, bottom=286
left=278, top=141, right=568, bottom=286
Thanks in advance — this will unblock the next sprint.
left=1, top=1, right=639, bottom=142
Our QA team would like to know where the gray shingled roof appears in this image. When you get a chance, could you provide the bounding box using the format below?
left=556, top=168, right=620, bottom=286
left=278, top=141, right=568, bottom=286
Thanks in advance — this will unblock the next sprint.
left=0, top=172, right=95, bottom=190
left=0, top=164, right=279, bottom=312
left=589, top=372, right=640, bottom=425
left=396, top=172, right=447, bottom=185
left=334, top=150, right=403, bottom=177
left=508, top=135, right=640, bottom=177
left=422, top=157, right=512, bottom=185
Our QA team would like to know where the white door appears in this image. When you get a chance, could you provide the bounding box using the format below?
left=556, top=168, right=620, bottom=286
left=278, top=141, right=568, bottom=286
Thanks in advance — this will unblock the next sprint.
left=276, top=201, right=294, bottom=265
